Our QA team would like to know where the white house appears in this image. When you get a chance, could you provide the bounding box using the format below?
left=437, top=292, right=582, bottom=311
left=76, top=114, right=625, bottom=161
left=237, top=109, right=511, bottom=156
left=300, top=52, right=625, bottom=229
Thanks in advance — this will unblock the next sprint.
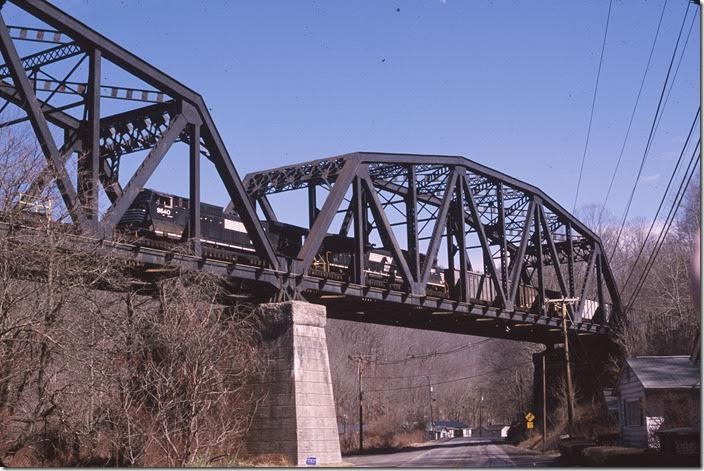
left=429, top=420, right=470, bottom=440
left=614, top=356, right=700, bottom=449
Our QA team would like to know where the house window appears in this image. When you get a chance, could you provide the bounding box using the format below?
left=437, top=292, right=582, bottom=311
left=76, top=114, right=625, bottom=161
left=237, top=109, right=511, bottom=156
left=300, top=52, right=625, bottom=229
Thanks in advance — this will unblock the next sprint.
left=622, top=400, right=626, bottom=425
left=625, top=399, right=643, bottom=426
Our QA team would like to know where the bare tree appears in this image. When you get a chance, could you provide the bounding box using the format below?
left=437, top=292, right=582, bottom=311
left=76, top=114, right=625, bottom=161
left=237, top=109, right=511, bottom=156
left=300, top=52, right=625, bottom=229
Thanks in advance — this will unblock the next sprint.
left=0, top=122, right=266, bottom=466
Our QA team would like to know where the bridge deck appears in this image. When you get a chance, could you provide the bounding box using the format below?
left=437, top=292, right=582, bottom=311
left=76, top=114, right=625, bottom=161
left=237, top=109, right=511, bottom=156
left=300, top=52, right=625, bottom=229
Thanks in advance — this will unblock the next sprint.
left=64, top=226, right=607, bottom=344
left=115, top=242, right=609, bottom=344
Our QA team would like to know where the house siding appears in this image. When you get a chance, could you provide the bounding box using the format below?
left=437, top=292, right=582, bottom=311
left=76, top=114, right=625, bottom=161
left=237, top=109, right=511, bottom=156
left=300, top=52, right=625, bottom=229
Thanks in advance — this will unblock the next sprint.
left=617, top=365, right=648, bottom=448
left=616, top=361, right=701, bottom=449
left=645, top=390, right=701, bottom=427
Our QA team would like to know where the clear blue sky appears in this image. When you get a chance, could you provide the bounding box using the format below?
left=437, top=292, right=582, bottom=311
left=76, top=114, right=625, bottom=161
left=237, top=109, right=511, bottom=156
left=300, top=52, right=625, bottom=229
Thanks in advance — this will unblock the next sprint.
left=29, top=1, right=704, bottom=226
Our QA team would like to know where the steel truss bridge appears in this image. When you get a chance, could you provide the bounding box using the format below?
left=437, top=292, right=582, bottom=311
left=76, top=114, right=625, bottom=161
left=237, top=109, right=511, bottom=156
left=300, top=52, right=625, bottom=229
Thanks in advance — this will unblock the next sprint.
left=0, top=0, right=623, bottom=344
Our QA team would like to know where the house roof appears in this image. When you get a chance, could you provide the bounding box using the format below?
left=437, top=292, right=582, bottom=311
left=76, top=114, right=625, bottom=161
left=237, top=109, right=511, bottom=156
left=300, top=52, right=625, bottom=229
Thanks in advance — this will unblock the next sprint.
left=619, top=356, right=700, bottom=390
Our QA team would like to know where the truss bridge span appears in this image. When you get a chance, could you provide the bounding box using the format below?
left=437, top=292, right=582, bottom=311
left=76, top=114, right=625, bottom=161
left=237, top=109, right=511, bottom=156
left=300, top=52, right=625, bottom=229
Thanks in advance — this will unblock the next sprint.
left=0, top=0, right=622, bottom=345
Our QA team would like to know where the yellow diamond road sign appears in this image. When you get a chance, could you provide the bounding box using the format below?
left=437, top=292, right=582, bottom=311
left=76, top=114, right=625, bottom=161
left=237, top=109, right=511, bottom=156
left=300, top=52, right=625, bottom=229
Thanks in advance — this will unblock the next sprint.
left=525, top=412, right=535, bottom=422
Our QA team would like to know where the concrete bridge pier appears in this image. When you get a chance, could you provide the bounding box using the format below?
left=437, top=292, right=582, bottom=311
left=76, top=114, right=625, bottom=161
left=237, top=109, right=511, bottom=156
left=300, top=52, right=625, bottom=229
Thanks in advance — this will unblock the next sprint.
left=246, top=301, right=342, bottom=466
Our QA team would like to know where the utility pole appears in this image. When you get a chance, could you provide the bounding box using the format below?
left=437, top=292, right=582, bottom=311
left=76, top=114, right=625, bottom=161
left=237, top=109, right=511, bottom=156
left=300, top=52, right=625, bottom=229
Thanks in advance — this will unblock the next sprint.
left=545, top=297, right=579, bottom=429
left=542, top=352, right=547, bottom=453
left=349, top=354, right=370, bottom=451
left=479, top=392, right=483, bottom=437
left=561, top=301, right=575, bottom=428
left=426, top=376, right=434, bottom=438
left=358, top=360, right=363, bottom=451
left=516, top=368, right=524, bottom=413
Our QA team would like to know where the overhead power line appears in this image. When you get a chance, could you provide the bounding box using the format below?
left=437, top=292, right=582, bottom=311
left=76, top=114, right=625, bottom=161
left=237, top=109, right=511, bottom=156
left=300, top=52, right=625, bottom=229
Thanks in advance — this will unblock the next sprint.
left=365, top=360, right=533, bottom=393
left=364, top=364, right=490, bottom=381
left=573, top=0, right=614, bottom=213
left=610, top=0, right=693, bottom=260
left=626, top=142, right=700, bottom=310
left=357, top=338, right=494, bottom=366
left=647, top=8, right=699, bottom=142
left=598, top=0, right=669, bottom=225
left=621, top=108, right=700, bottom=295
left=602, top=5, right=697, bottom=227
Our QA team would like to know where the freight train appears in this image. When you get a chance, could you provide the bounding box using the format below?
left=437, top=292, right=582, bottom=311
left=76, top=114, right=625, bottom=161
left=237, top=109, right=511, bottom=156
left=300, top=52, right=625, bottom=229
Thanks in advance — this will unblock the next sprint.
left=117, top=189, right=542, bottom=309
left=117, top=189, right=449, bottom=295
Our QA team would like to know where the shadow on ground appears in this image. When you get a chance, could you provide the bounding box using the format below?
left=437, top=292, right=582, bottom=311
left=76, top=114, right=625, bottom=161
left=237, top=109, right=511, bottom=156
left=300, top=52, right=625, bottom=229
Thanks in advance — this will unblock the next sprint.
left=343, top=438, right=503, bottom=457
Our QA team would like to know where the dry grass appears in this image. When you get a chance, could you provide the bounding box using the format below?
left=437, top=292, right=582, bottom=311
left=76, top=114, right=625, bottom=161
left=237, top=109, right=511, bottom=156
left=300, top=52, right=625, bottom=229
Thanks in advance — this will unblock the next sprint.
left=515, top=402, right=619, bottom=453
left=232, top=453, right=293, bottom=467
left=341, top=429, right=427, bottom=455
left=516, top=428, right=569, bottom=452
left=188, top=452, right=292, bottom=467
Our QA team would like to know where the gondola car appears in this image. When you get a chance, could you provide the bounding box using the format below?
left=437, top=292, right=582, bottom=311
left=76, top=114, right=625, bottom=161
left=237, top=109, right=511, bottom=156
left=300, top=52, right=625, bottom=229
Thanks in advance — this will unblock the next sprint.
left=309, top=233, right=448, bottom=297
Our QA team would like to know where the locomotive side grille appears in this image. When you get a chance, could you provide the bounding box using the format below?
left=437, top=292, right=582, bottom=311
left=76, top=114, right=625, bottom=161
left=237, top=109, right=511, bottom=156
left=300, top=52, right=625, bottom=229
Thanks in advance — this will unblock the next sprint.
left=119, top=208, right=148, bottom=226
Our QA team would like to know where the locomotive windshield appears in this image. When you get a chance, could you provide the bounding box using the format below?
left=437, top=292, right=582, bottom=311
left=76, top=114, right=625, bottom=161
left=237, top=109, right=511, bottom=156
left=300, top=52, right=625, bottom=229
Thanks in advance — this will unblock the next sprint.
left=156, top=195, right=172, bottom=208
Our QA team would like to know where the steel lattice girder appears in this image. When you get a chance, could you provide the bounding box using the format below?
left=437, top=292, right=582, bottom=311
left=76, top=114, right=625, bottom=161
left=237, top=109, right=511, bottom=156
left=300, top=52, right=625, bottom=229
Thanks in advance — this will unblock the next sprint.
left=0, top=0, right=622, bottom=338
left=243, top=152, right=624, bottom=326
left=0, top=41, right=81, bottom=78
left=0, top=0, right=279, bottom=268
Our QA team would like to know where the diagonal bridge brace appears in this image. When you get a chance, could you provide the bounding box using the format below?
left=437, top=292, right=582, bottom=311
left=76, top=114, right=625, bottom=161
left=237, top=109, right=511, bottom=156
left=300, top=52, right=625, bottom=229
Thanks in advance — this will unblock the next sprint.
left=1, top=0, right=280, bottom=269
left=0, top=15, right=88, bottom=228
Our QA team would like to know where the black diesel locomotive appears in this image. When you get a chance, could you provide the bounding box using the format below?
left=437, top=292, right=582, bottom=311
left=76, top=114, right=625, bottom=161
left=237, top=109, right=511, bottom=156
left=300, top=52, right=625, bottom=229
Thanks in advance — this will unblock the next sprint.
left=117, top=189, right=448, bottom=296
left=117, top=189, right=306, bottom=264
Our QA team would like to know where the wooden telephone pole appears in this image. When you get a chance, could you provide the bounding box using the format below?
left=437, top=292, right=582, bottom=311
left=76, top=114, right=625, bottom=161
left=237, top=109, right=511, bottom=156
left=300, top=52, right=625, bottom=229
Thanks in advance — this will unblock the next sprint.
left=349, top=354, right=371, bottom=451
left=544, top=297, right=579, bottom=429
left=426, top=376, right=434, bottom=436
left=542, top=353, right=547, bottom=452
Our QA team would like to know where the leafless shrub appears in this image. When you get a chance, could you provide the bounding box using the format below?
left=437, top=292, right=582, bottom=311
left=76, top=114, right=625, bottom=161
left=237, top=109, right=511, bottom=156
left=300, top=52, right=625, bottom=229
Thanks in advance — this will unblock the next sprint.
left=0, top=125, right=264, bottom=466
left=110, top=274, right=263, bottom=466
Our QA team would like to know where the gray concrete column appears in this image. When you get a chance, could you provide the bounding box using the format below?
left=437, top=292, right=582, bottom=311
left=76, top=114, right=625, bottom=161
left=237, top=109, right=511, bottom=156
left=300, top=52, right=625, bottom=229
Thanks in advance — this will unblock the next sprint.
left=246, top=301, right=342, bottom=466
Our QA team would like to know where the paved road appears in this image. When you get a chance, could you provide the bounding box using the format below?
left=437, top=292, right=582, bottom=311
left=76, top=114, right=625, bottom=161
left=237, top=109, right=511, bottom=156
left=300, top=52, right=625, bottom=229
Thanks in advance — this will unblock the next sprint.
left=345, top=437, right=561, bottom=467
